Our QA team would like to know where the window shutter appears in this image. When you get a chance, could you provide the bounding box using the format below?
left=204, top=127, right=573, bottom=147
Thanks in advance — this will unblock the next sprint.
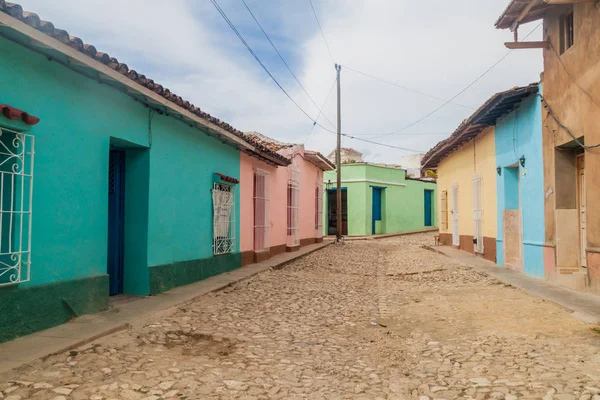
left=440, top=190, right=448, bottom=231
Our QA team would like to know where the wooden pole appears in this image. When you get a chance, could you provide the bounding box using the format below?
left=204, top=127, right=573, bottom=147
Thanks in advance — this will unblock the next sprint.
left=336, top=63, right=343, bottom=242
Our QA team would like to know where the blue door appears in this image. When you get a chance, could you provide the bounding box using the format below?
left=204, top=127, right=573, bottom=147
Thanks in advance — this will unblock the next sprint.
left=424, top=190, right=433, bottom=227
left=372, top=187, right=383, bottom=234
left=107, top=149, right=125, bottom=296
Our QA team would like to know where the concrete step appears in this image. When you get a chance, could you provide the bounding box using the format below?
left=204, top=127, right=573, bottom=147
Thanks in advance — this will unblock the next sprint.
left=556, top=269, right=589, bottom=291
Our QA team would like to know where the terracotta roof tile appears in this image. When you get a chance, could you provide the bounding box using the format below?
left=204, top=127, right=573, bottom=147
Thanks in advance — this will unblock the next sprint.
left=0, top=104, right=40, bottom=125
left=0, top=1, right=289, bottom=165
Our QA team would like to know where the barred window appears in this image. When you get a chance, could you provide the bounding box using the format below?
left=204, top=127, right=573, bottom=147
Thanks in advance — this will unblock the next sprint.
left=212, top=182, right=235, bottom=255
left=0, top=127, right=34, bottom=286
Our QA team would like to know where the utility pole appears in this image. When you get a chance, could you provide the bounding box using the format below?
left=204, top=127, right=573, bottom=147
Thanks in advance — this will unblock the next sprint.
left=335, top=63, right=342, bottom=243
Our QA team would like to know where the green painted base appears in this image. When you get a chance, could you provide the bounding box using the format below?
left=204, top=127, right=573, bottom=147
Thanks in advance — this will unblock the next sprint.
left=0, top=275, right=109, bottom=343
left=149, top=253, right=242, bottom=295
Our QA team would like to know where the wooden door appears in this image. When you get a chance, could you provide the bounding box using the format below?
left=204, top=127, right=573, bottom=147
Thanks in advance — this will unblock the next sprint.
left=578, top=154, right=587, bottom=267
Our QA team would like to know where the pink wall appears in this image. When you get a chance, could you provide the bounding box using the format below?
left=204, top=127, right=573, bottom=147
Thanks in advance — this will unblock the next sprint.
left=240, top=147, right=325, bottom=253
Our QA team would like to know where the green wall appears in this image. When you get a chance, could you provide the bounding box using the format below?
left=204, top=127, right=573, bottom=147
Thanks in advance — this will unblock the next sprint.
left=324, top=164, right=437, bottom=236
left=0, top=35, right=242, bottom=340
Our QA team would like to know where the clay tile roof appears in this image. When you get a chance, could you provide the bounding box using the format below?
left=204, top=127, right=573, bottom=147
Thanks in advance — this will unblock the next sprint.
left=421, top=83, right=539, bottom=170
left=0, top=104, right=40, bottom=125
left=0, top=2, right=289, bottom=165
left=244, top=132, right=295, bottom=153
left=495, top=0, right=556, bottom=30
left=304, top=150, right=335, bottom=171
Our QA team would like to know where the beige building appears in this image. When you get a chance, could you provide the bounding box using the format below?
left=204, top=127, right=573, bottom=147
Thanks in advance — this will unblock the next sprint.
left=496, top=0, right=600, bottom=291
left=327, top=148, right=363, bottom=164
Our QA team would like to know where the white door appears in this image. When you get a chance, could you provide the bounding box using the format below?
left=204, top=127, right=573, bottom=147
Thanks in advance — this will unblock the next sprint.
left=473, top=174, right=484, bottom=254
left=578, top=155, right=587, bottom=267
left=451, top=184, right=459, bottom=247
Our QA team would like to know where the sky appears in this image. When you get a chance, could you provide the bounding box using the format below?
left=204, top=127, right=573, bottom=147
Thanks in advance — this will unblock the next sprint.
left=16, top=0, right=543, bottom=163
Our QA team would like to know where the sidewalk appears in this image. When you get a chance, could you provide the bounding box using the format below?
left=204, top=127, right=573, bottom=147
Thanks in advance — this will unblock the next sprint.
left=325, top=227, right=438, bottom=241
left=0, top=242, right=330, bottom=376
left=433, top=244, right=600, bottom=324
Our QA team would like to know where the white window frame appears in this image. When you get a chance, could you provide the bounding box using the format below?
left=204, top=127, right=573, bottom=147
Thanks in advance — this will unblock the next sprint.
left=212, top=182, right=235, bottom=255
left=0, top=127, right=34, bottom=286
left=473, top=174, right=484, bottom=254
left=287, top=160, right=300, bottom=247
left=253, top=169, right=270, bottom=252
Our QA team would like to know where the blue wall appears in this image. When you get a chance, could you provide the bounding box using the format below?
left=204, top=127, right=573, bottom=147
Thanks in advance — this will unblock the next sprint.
left=0, top=36, right=241, bottom=293
left=495, top=89, right=545, bottom=278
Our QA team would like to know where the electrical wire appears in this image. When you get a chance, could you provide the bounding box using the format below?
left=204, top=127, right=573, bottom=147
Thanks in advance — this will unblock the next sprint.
left=241, top=0, right=336, bottom=129
left=308, top=0, right=335, bottom=65
left=540, top=94, right=600, bottom=149
left=549, top=40, right=600, bottom=108
left=341, top=64, right=475, bottom=111
left=303, top=78, right=337, bottom=144
left=366, top=21, right=543, bottom=140
left=210, top=0, right=326, bottom=127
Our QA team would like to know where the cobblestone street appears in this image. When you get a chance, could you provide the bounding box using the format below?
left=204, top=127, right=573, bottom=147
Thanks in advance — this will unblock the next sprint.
left=3, top=233, right=600, bottom=400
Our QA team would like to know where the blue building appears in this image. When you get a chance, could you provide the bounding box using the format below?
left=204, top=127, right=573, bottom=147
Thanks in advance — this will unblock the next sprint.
left=495, top=84, right=546, bottom=278
left=0, top=3, right=288, bottom=343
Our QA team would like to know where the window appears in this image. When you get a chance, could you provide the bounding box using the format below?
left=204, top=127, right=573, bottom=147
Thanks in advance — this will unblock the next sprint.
left=212, top=182, right=235, bottom=255
left=560, top=10, right=574, bottom=54
left=253, top=169, right=270, bottom=252
left=440, top=190, right=448, bottom=231
left=287, top=161, right=300, bottom=247
left=315, top=180, right=323, bottom=237
left=0, top=127, right=34, bottom=286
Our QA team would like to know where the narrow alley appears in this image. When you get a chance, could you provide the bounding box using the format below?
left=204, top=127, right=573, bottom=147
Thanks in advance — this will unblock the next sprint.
left=2, top=233, right=600, bottom=400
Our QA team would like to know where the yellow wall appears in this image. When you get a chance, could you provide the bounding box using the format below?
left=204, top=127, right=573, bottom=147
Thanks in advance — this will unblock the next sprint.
left=437, top=127, right=497, bottom=239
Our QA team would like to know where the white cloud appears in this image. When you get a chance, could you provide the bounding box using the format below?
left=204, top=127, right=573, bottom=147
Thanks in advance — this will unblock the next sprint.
left=16, top=0, right=542, bottom=163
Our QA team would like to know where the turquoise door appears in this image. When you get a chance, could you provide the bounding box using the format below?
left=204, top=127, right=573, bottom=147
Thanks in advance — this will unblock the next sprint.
left=424, top=190, right=433, bottom=227
left=372, top=187, right=383, bottom=234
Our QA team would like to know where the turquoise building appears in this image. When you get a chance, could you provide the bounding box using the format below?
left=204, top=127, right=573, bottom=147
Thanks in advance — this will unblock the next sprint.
left=0, top=4, right=288, bottom=342
left=495, top=84, right=545, bottom=278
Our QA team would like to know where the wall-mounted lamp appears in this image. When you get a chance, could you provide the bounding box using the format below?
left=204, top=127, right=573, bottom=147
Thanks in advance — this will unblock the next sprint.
left=497, top=167, right=502, bottom=176
left=326, top=179, right=333, bottom=190
left=520, top=155, right=526, bottom=168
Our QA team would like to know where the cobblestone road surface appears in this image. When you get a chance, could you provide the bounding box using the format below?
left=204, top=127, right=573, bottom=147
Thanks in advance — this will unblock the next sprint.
left=3, top=233, right=600, bottom=399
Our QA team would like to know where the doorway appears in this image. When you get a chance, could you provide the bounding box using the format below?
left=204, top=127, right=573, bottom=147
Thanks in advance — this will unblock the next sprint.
left=577, top=154, right=587, bottom=267
left=107, top=148, right=125, bottom=296
left=503, top=166, right=523, bottom=270
left=451, top=184, right=459, bottom=246
left=372, top=187, right=383, bottom=234
left=472, top=175, right=483, bottom=254
left=424, top=189, right=433, bottom=227
left=327, top=189, right=348, bottom=236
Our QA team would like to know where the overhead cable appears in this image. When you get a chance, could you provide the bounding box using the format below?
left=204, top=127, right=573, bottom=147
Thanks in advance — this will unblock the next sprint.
left=308, top=0, right=335, bottom=65
left=304, top=78, right=337, bottom=144
left=241, top=0, right=336, bottom=129
left=367, top=22, right=543, bottom=140
left=341, top=64, right=475, bottom=111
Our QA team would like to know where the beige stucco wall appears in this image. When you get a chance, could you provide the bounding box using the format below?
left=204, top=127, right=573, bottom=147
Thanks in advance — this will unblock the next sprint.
left=437, top=127, right=498, bottom=239
left=542, top=3, right=600, bottom=249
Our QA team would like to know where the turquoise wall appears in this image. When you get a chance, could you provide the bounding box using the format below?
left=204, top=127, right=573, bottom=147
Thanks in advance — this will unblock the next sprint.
left=324, top=164, right=437, bottom=236
left=0, top=36, right=241, bottom=293
left=495, top=89, right=545, bottom=278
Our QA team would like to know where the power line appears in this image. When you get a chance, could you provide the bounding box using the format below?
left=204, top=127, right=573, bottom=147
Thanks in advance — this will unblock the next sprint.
left=367, top=21, right=543, bottom=140
left=210, top=0, right=325, bottom=128
left=241, top=0, right=336, bottom=129
left=308, top=0, right=335, bottom=65
left=342, top=64, right=475, bottom=111
left=304, top=78, right=337, bottom=144
left=339, top=133, right=426, bottom=153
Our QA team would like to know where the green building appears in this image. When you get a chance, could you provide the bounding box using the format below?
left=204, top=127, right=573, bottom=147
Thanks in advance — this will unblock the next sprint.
left=324, top=163, right=437, bottom=237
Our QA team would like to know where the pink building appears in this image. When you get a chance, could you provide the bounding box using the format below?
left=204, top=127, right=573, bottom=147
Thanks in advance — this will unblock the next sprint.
left=240, top=133, right=334, bottom=266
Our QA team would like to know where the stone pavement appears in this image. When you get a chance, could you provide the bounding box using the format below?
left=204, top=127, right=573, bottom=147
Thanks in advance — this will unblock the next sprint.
left=432, top=244, right=600, bottom=324
left=0, top=241, right=329, bottom=377
left=1, top=233, right=600, bottom=400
